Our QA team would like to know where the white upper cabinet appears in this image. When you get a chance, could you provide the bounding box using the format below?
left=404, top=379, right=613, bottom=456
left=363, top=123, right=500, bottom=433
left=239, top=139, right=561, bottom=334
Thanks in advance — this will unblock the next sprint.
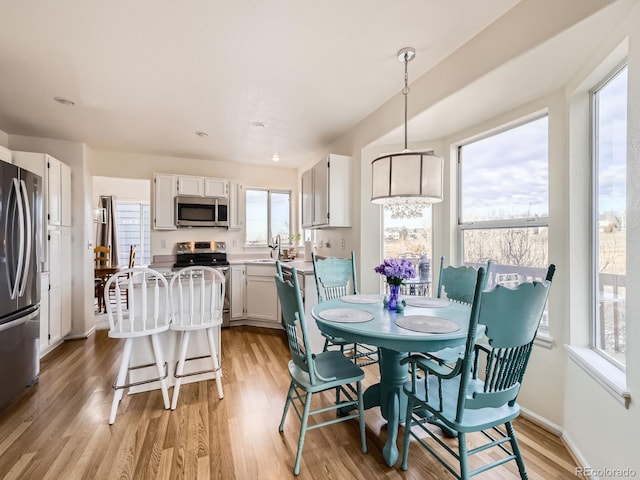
left=177, top=175, right=229, bottom=198
left=12, top=151, right=72, bottom=229
left=228, top=181, right=244, bottom=230
left=204, top=177, right=229, bottom=198
left=177, top=175, right=205, bottom=196
left=153, top=173, right=177, bottom=230
left=301, top=154, right=351, bottom=228
left=301, top=168, right=313, bottom=228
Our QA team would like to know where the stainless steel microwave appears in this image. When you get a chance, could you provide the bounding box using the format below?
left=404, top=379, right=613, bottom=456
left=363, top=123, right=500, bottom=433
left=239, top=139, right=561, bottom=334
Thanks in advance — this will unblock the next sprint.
left=175, top=196, right=229, bottom=228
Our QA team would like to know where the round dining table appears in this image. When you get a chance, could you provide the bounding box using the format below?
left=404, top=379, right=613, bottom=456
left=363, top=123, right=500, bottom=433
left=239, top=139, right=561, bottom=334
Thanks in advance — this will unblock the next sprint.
left=311, top=295, right=481, bottom=467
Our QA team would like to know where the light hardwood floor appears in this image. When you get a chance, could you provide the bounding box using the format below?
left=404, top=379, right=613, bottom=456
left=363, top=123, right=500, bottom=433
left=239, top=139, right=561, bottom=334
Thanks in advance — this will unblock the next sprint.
left=0, top=326, right=581, bottom=479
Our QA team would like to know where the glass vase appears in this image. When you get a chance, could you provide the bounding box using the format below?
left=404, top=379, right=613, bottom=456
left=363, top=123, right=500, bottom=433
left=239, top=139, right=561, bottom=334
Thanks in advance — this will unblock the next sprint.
left=387, top=284, right=400, bottom=311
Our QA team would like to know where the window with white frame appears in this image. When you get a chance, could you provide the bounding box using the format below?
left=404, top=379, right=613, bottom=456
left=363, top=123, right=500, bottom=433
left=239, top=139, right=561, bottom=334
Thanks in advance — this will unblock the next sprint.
left=591, top=63, right=627, bottom=368
left=245, top=189, right=291, bottom=246
left=115, top=201, right=150, bottom=266
left=458, top=115, right=550, bottom=328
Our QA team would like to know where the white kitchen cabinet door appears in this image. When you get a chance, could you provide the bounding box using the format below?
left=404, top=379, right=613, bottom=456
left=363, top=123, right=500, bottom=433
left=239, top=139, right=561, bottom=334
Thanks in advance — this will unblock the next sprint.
left=228, top=181, right=244, bottom=231
left=306, top=154, right=351, bottom=228
left=312, top=158, right=329, bottom=227
left=204, top=177, right=229, bottom=198
left=230, top=265, right=245, bottom=320
left=153, top=173, right=177, bottom=230
left=39, top=273, right=50, bottom=354
left=245, top=265, right=279, bottom=324
left=60, top=230, right=72, bottom=337
left=301, top=168, right=313, bottom=228
left=47, top=156, right=62, bottom=227
left=60, top=162, right=72, bottom=227
left=47, top=229, right=62, bottom=346
left=177, top=175, right=205, bottom=196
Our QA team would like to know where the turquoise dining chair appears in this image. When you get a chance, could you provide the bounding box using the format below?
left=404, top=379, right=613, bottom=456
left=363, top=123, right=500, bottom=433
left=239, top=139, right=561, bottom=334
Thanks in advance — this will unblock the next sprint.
left=275, top=261, right=367, bottom=475
left=400, top=264, right=556, bottom=479
left=437, top=256, right=492, bottom=304
left=311, top=251, right=379, bottom=366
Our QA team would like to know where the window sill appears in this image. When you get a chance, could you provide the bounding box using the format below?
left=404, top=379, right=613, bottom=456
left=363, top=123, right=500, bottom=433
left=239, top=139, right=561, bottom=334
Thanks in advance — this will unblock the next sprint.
left=534, top=331, right=554, bottom=349
left=565, top=345, right=630, bottom=408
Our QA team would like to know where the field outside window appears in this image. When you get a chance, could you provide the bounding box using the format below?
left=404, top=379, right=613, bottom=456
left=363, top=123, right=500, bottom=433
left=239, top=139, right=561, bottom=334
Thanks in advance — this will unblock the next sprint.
left=458, top=116, right=550, bottom=328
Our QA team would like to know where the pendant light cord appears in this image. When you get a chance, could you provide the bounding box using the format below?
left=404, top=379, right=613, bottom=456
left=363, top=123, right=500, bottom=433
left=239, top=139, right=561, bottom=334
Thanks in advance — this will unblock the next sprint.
left=402, top=52, right=410, bottom=151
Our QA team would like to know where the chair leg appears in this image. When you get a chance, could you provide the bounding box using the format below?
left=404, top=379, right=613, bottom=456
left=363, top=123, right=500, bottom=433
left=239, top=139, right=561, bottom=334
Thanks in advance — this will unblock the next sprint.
left=357, top=380, right=367, bottom=454
left=279, top=381, right=295, bottom=432
left=109, top=338, right=133, bottom=425
left=293, top=391, right=313, bottom=476
left=150, top=333, right=170, bottom=410
left=171, top=330, right=190, bottom=410
left=206, top=327, right=224, bottom=399
left=506, top=421, right=529, bottom=480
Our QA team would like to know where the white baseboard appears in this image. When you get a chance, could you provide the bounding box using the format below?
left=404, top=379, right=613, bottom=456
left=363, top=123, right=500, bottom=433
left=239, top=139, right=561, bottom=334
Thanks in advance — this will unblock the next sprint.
left=519, top=406, right=563, bottom=435
left=519, top=407, right=592, bottom=479
left=562, top=431, right=595, bottom=480
left=65, top=326, right=96, bottom=340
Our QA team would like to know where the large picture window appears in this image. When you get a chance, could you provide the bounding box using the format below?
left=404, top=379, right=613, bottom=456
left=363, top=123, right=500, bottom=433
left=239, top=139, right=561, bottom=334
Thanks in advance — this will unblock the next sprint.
left=592, top=63, right=627, bottom=368
left=458, top=116, right=550, bottom=327
left=245, top=189, right=291, bottom=246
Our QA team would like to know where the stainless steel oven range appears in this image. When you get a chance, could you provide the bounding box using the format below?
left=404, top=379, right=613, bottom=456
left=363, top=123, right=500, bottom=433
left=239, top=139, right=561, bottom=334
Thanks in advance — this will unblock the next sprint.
left=173, top=241, right=230, bottom=327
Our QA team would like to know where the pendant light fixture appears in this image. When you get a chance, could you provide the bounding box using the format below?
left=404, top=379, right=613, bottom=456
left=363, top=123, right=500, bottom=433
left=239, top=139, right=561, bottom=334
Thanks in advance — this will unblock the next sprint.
left=371, top=47, right=444, bottom=218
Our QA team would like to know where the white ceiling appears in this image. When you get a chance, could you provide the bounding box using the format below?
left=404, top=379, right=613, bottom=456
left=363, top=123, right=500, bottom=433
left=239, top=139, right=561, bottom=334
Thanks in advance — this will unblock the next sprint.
left=0, top=1, right=631, bottom=169
left=0, top=0, right=522, bottom=168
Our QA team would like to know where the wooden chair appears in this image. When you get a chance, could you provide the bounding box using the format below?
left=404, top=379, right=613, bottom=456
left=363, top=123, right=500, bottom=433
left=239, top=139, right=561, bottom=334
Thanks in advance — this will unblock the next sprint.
left=94, top=246, right=111, bottom=312
left=104, top=267, right=171, bottom=424
left=169, top=266, right=225, bottom=410
left=311, top=251, right=379, bottom=366
left=275, top=261, right=367, bottom=475
left=94, top=245, right=110, bottom=267
left=400, top=265, right=556, bottom=479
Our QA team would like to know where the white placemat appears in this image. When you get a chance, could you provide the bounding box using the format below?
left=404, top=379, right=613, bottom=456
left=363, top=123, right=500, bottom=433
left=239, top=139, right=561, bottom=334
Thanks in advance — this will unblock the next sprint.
left=340, top=294, right=381, bottom=304
left=318, top=308, right=374, bottom=323
left=403, top=297, right=450, bottom=308
left=395, top=315, right=460, bottom=333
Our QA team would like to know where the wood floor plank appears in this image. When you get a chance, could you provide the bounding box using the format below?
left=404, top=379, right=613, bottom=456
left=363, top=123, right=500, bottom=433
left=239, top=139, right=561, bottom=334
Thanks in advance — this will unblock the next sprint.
left=0, top=326, right=582, bottom=479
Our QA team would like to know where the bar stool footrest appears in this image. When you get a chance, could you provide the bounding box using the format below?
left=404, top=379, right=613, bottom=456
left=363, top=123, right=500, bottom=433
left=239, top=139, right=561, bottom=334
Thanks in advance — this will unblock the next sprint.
left=174, top=355, right=222, bottom=379
left=112, top=361, right=168, bottom=390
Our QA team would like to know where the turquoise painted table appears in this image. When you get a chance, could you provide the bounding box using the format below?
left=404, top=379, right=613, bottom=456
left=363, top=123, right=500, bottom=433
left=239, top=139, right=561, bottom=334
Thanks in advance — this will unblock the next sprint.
left=312, top=296, right=478, bottom=467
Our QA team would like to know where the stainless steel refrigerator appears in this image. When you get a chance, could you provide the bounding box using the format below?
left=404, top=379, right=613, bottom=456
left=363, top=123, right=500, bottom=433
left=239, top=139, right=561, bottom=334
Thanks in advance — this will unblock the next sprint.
left=0, top=159, right=42, bottom=411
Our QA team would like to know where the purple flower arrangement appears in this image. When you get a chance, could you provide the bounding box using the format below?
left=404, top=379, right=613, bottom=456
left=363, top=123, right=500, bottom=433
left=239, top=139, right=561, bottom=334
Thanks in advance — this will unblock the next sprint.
left=374, top=258, right=416, bottom=286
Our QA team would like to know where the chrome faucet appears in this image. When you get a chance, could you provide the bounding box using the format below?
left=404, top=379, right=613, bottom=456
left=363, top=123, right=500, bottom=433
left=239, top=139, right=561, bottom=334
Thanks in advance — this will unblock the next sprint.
left=269, top=234, right=282, bottom=260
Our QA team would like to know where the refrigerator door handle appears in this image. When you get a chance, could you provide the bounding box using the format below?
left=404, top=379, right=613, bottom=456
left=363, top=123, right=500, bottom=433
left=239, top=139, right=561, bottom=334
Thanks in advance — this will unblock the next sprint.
left=9, top=178, right=26, bottom=300
left=18, top=180, right=32, bottom=296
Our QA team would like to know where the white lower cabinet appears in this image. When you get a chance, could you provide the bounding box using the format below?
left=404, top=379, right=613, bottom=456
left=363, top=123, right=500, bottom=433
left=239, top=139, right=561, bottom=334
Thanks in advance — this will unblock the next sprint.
left=230, top=265, right=245, bottom=321
left=245, top=264, right=280, bottom=325
left=39, top=273, right=51, bottom=354
left=41, top=228, right=72, bottom=356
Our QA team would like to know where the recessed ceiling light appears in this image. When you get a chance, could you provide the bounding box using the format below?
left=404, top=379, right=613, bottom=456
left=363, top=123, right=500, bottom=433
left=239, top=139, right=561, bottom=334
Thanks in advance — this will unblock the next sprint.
left=195, top=131, right=209, bottom=137
left=54, top=97, right=75, bottom=106
left=251, top=121, right=267, bottom=128
left=272, top=154, right=280, bottom=162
